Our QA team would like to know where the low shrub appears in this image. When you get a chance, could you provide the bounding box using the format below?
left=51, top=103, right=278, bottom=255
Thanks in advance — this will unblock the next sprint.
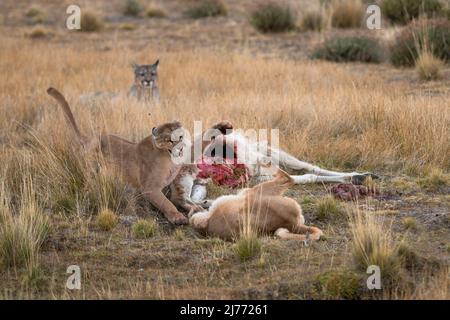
left=331, top=0, right=364, bottom=29
left=123, top=0, right=142, bottom=17
left=80, top=10, right=103, bottom=32
left=186, top=0, right=227, bottom=19
left=312, top=36, right=383, bottom=63
left=381, top=0, right=444, bottom=25
left=390, top=19, right=450, bottom=67
left=250, top=3, right=296, bottom=33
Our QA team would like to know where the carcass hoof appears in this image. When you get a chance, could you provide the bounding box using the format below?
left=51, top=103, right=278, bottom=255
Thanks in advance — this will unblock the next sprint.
left=351, top=173, right=379, bottom=185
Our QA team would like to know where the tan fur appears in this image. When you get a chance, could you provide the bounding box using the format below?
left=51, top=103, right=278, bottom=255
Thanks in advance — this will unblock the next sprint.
left=129, top=61, right=160, bottom=102
left=189, top=168, right=323, bottom=241
left=47, top=87, right=188, bottom=224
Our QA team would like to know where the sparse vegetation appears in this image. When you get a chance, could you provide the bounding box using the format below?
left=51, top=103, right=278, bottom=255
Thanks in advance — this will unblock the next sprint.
left=250, top=3, right=296, bottom=33
left=96, top=208, right=119, bottom=231
left=331, top=0, right=364, bottom=29
left=186, top=0, right=227, bottom=19
left=80, top=10, right=103, bottom=32
left=390, top=19, right=450, bottom=67
left=132, top=218, right=158, bottom=238
left=381, top=0, right=444, bottom=25
left=123, top=0, right=142, bottom=17
left=312, top=36, right=383, bottom=63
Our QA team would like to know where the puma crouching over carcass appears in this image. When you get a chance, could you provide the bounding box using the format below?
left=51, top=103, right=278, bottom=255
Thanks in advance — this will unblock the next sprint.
left=189, top=167, right=323, bottom=241
left=47, top=87, right=201, bottom=225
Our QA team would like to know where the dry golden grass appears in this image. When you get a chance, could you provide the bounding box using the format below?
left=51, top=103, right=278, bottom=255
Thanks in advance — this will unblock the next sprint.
left=96, top=208, right=119, bottom=231
left=0, top=30, right=448, bottom=299
left=330, top=0, right=364, bottom=29
left=0, top=37, right=447, bottom=176
left=0, top=178, right=49, bottom=275
left=415, top=51, right=444, bottom=81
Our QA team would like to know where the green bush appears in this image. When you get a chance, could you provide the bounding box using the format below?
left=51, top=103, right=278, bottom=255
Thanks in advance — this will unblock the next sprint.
left=123, top=0, right=142, bottom=17
left=314, top=270, right=363, bottom=299
left=381, top=0, right=444, bottom=25
left=312, top=36, right=383, bottom=63
left=187, top=0, right=227, bottom=19
left=250, top=3, right=296, bottom=33
left=390, top=19, right=450, bottom=67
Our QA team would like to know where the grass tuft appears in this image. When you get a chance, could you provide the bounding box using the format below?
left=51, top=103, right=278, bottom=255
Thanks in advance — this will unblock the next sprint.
left=132, top=218, right=158, bottom=238
left=349, top=209, right=401, bottom=285
left=0, top=180, right=50, bottom=272
left=233, top=234, right=262, bottom=262
left=96, top=208, right=119, bottom=231
left=314, top=269, right=363, bottom=299
left=402, top=217, right=417, bottom=230
left=415, top=51, right=444, bottom=80
left=315, top=196, right=346, bottom=222
left=418, top=168, right=449, bottom=191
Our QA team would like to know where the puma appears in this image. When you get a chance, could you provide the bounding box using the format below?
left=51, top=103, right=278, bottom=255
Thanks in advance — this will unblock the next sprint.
left=47, top=87, right=228, bottom=225
left=189, top=167, right=323, bottom=241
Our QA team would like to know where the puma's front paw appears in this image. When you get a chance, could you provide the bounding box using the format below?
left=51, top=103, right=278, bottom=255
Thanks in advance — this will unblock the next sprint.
left=212, top=121, right=233, bottom=135
left=308, top=227, right=324, bottom=241
left=168, top=212, right=189, bottom=225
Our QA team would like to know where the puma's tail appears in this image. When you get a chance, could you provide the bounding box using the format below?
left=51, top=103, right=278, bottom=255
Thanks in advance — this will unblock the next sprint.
left=47, top=87, right=86, bottom=143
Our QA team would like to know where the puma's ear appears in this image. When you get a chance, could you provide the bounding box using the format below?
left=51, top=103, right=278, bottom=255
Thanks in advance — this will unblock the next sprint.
left=153, top=59, right=159, bottom=68
left=131, top=62, right=138, bottom=70
left=152, top=127, right=157, bottom=135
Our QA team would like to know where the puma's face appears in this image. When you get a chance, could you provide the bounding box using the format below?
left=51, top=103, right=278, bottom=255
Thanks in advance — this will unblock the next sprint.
left=133, top=60, right=159, bottom=89
left=152, top=121, right=185, bottom=152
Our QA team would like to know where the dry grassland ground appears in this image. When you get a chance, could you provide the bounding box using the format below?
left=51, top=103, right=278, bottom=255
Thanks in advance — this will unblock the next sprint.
left=0, top=0, right=449, bottom=299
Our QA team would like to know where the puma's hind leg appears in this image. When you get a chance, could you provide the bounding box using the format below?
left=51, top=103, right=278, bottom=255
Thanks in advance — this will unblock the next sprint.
left=275, top=225, right=323, bottom=242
